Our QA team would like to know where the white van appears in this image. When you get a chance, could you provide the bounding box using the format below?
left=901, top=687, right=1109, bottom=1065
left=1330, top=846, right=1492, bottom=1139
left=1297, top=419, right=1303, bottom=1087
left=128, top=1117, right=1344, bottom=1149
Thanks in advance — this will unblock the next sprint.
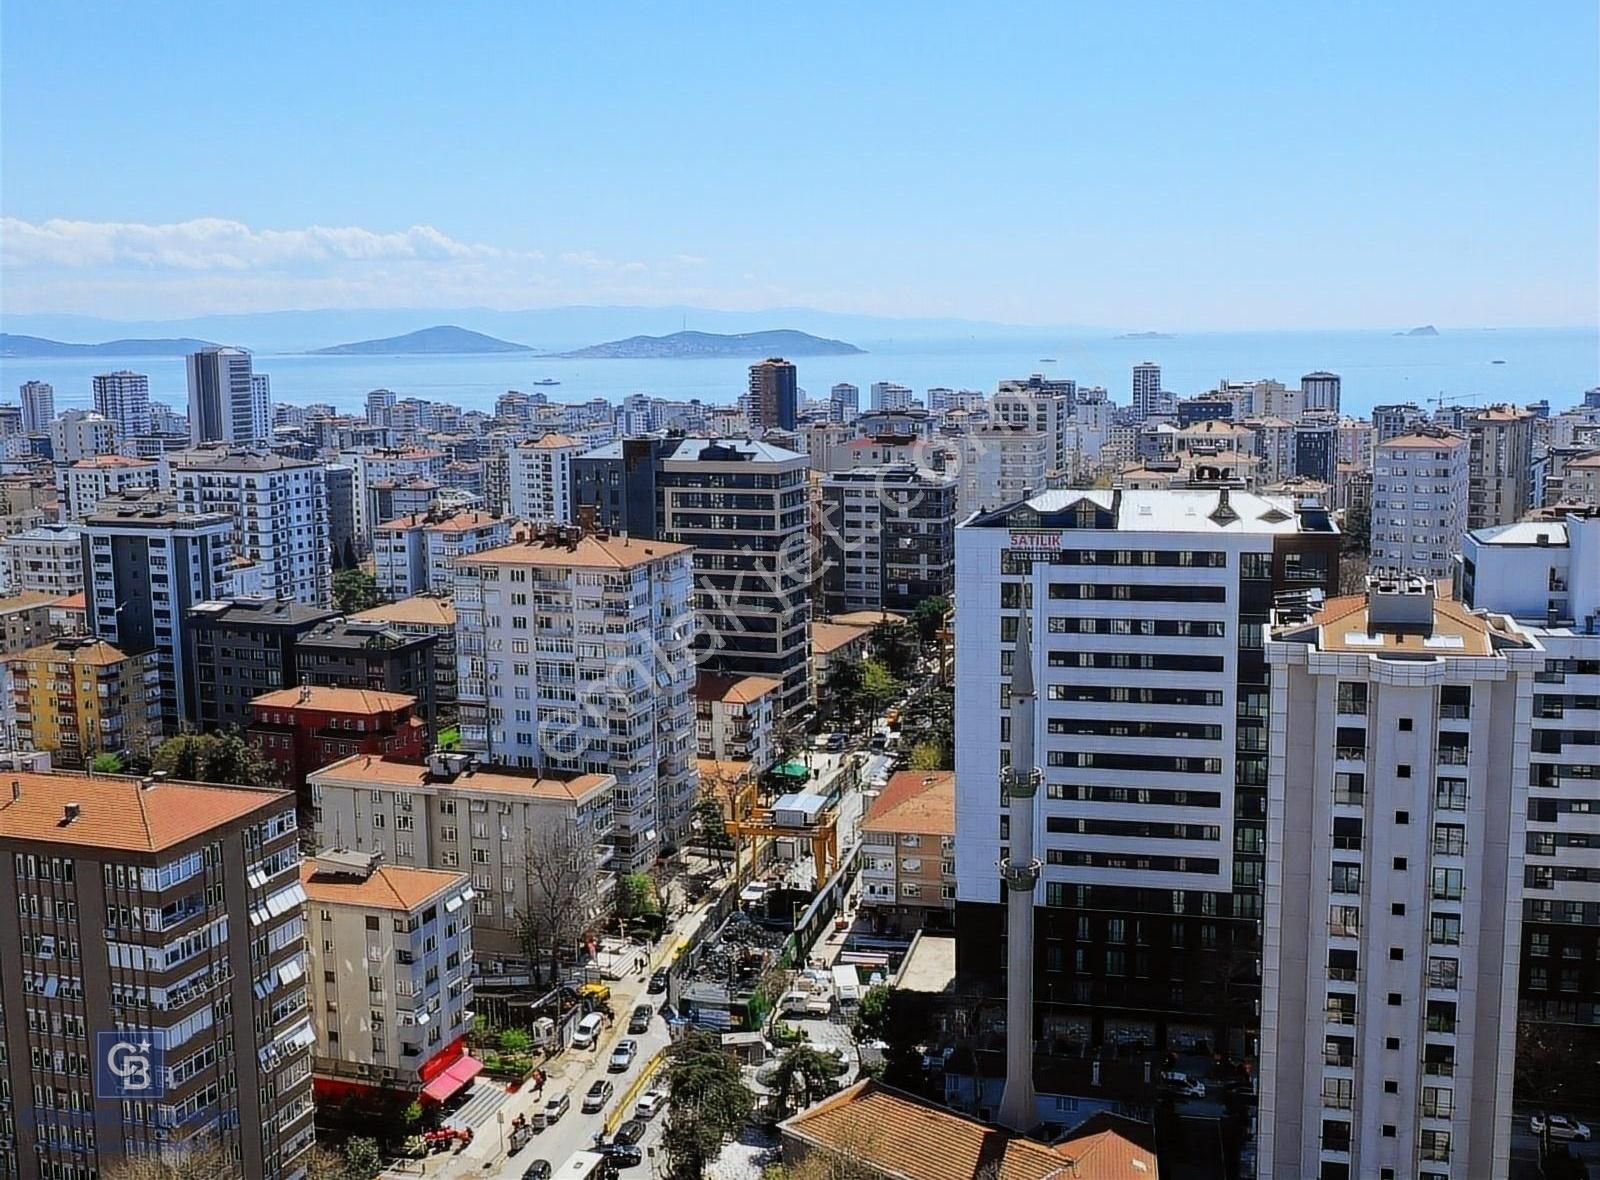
left=572, top=1012, right=605, bottom=1050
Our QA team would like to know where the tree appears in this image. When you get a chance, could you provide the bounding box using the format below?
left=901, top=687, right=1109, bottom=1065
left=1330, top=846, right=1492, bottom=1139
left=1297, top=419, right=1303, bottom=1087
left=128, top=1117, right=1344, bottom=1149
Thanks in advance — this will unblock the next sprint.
left=517, top=821, right=602, bottom=985
left=696, top=795, right=734, bottom=864
left=499, top=1027, right=533, bottom=1054
left=824, top=659, right=864, bottom=728
left=151, top=731, right=280, bottom=789
left=618, top=871, right=663, bottom=920
left=103, top=1138, right=235, bottom=1179
left=91, top=752, right=126, bottom=774
left=1340, top=502, right=1370, bottom=555
left=906, top=741, right=945, bottom=772
left=857, top=660, right=898, bottom=717
left=342, top=1137, right=382, bottom=1180
left=333, top=568, right=382, bottom=614
left=853, top=984, right=929, bottom=1092
left=910, top=596, right=950, bottom=645
left=869, top=623, right=917, bottom=680
left=770, top=1045, right=842, bottom=1118
left=663, top=1030, right=755, bottom=1180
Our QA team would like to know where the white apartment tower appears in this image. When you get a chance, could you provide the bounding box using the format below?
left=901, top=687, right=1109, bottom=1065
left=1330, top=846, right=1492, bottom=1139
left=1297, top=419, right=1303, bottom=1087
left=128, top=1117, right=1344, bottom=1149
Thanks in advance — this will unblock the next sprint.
left=1302, top=371, right=1343, bottom=415
left=49, top=410, right=117, bottom=462
left=1369, top=431, right=1469, bottom=582
left=453, top=530, right=699, bottom=868
left=1132, top=362, right=1162, bottom=420
left=187, top=346, right=267, bottom=446
left=508, top=433, right=582, bottom=524
left=871, top=382, right=915, bottom=411
left=93, top=370, right=153, bottom=438
left=56, top=454, right=161, bottom=522
left=19, top=380, right=54, bottom=432
left=1261, top=576, right=1535, bottom=1180
left=957, top=425, right=1048, bottom=516
left=830, top=383, right=860, bottom=421
left=373, top=509, right=510, bottom=600
left=167, top=448, right=332, bottom=605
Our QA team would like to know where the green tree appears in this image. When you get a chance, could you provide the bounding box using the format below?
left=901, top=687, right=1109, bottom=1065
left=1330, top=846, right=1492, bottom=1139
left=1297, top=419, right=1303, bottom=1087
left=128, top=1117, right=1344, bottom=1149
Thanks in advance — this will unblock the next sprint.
left=333, top=568, right=382, bottom=614
left=696, top=795, right=733, bottom=863
left=906, top=741, right=945, bottom=772
left=857, top=659, right=899, bottom=717
left=617, top=872, right=662, bottom=919
left=869, top=623, right=917, bottom=680
left=1340, top=502, right=1370, bottom=554
left=342, top=1136, right=382, bottom=1180
left=151, top=731, right=280, bottom=788
left=825, top=659, right=864, bottom=728
left=769, top=1045, right=842, bottom=1118
left=663, top=1030, right=755, bottom=1180
left=499, top=1028, right=533, bottom=1054
left=910, top=596, right=950, bottom=645
left=91, top=753, right=125, bottom=774
left=853, top=984, right=929, bottom=1091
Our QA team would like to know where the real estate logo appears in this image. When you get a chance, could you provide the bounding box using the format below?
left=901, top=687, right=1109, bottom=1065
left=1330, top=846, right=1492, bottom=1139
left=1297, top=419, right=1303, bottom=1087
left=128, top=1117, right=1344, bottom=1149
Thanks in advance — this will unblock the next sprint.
left=96, top=1030, right=166, bottom=1098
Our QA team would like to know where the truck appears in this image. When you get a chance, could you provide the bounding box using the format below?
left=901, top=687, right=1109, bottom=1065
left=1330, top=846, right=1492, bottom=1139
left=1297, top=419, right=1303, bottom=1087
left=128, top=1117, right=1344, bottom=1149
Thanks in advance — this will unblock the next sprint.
left=831, top=964, right=862, bottom=1007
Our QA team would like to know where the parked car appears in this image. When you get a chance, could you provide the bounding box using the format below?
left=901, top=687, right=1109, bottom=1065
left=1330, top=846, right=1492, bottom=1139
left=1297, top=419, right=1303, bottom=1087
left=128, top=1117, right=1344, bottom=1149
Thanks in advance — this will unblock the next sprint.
left=635, top=1089, right=668, bottom=1120
left=600, top=1144, right=643, bottom=1168
left=629, top=1004, right=653, bottom=1034
left=522, top=1162, right=552, bottom=1180
left=537, top=1092, right=570, bottom=1127
left=1159, top=1070, right=1206, bottom=1097
left=613, top=1119, right=648, bottom=1146
left=583, top=1080, right=614, bottom=1113
left=826, top=732, right=847, bottom=751
left=1532, top=1113, right=1593, bottom=1141
left=572, top=1012, right=606, bottom=1050
left=648, top=968, right=670, bottom=995
left=609, top=1039, right=638, bottom=1072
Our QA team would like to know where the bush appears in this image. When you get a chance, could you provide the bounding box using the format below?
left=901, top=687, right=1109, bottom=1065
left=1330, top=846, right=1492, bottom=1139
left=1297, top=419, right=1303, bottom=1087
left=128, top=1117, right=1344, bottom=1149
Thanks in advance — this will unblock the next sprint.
left=500, top=1028, right=533, bottom=1055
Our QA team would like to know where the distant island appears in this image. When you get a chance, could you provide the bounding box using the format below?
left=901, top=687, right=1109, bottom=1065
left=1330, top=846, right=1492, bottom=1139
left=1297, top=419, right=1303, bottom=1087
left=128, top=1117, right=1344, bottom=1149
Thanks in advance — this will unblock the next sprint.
left=1394, top=325, right=1440, bottom=337
left=309, top=325, right=534, bottom=355
left=0, top=333, right=219, bottom=358
left=558, top=329, right=864, bottom=359
left=1116, top=331, right=1175, bottom=341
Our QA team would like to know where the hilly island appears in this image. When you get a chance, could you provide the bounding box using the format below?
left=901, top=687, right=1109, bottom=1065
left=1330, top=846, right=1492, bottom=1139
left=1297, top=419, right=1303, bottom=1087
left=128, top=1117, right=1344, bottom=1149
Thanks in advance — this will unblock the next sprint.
left=558, top=329, right=864, bottom=359
left=309, top=325, right=535, bottom=355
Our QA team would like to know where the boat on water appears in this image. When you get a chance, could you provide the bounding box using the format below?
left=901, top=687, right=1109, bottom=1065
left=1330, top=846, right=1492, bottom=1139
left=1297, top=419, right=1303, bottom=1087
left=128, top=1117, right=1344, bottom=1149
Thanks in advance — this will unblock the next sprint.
left=1491, top=359, right=1506, bottom=365
left=532, top=378, right=561, bottom=385
left=1039, top=357, right=1058, bottom=363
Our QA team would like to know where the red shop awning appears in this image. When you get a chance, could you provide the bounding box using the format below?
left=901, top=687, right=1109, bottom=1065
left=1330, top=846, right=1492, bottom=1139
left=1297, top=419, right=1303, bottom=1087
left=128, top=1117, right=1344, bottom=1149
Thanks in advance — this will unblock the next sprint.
left=420, top=1053, right=484, bottom=1103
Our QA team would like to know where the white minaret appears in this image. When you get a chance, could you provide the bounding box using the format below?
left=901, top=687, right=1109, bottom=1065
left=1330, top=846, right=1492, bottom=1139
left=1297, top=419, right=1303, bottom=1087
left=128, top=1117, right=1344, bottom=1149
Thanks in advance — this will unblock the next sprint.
left=996, top=610, right=1041, bottom=1132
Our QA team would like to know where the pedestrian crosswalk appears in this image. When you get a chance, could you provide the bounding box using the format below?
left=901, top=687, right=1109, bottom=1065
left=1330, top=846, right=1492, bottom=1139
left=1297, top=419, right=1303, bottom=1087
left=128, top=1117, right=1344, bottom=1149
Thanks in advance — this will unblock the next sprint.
left=446, top=1080, right=510, bottom=1129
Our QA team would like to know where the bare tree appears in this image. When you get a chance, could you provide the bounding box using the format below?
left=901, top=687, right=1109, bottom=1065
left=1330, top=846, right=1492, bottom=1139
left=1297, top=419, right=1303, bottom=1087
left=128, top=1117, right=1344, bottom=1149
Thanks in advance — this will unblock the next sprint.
left=517, top=820, right=603, bottom=985
left=101, top=1139, right=238, bottom=1180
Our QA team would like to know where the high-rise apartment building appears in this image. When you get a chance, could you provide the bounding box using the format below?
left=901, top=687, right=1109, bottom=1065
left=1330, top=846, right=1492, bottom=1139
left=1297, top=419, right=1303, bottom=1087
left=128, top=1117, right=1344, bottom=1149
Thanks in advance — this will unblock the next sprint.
left=1260, top=576, right=1534, bottom=1180
left=1, top=524, right=86, bottom=597
left=372, top=509, right=510, bottom=600
left=820, top=465, right=957, bottom=615
left=7, top=637, right=158, bottom=766
left=352, top=596, right=459, bottom=717
left=454, top=529, right=698, bottom=866
left=1132, top=362, right=1162, bottom=419
left=167, top=448, right=332, bottom=606
left=19, top=380, right=54, bottom=433
left=0, top=770, right=314, bottom=1177
left=187, top=598, right=339, bottom=732
left=1373, top=403, right=1427, bottom=445
left=301, top=850, right=477, bottom=1107
left=56, top=455, right=160, bottom=523
left=1465, top=405, right=1535, bottom=530
left=994, top=387, right=1074, bottom=476
left=749, top=357, right=799, bottom=433
left=92, top=371, right=152, bottom=439
left=957, top=425, right=1048, bottom=516
left=573, top=437, right=814, bottom=720
left=295, top=620, right=438, bottom=738
left=186, top=346, right=266, bottom=446
left=508, top=433, right=582, bottom=523
left=49, top=411, right=118, bottom=463
left=344, top=447, right=447, bottom=549
left=871, top=382, right=915, bottom=412
left=830, top=383, right=860, bottom=422
left=1369, top=432, right=1469, bottom=581
left=1301, top=371, right=1342, bottom=415
left=365, top=388, right=397, bottom=427
left=1459, top=511, right=1600, bottom=1086
left=953, top=489, right=1339, bottom=1059
left=83, top=494, right=235, bottom=732
left=308, top=752, right=616, bottom=968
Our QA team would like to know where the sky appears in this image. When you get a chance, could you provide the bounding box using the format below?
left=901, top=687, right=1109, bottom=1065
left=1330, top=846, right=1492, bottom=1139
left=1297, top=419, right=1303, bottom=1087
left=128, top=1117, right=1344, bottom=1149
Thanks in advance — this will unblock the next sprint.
left=2, top=2, right=1596, bottom=329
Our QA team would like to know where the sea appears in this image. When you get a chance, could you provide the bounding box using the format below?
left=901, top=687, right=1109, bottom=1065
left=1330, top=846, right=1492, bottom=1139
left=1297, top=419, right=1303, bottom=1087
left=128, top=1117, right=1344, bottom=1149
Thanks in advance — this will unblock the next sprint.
left=3, top=327, right=1596, bottom=422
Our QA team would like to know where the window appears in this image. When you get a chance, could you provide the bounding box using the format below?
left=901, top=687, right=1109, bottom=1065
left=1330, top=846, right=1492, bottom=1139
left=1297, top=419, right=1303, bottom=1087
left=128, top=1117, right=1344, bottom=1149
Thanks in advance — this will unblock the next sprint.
left=1321, top=1077, right=1353, bottom=1109
left=1431, top=868, right=1463, bottom=900
left=1419, top=1130, right=1451, bottom=1162
left=1395, top=810, right=1409, bottom=824
left=1336, top=683, right=1367, bottom=716
left=1330, top=864, right=1361, bottom=894
left=1435, top=779, right=1467, bottom=810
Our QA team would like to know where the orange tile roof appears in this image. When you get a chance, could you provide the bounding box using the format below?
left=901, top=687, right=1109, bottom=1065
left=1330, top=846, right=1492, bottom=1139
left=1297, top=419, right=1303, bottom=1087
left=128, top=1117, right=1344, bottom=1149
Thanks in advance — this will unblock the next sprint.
left=352, top=596, right=457, bottom=628
left=696, top=758, right=758, bottom=785
left=374, top=510, right=504, bottom=534
left=862, top=771, right=954, bottom=838
left=309, top=754, right=611, bottom=803
left=251, top=686, right=417, bottom=715
left=0, top=590, right=63, bottom=613
left=694, top=672, right=781, bottom=705
left=830, top=610, right=908, bottom=628
left=0, top=772, right=289, bottom=852
left=51, top=592, right=87, bottom=611
left=1299, top=591, right=1529, bottom=656
left=812, top=622, right=872, bottom=656
left=1052, top=1112, right=1160, bottom=1178
left=301, top=860, right=464, bottom=911
left=781, top=1081, right=1157, bottom=1180
left=460, top=533, right=691, bottom=570
left=524, top=433, right=581, bottom=449
left=11, top=638, right=131, bottom=668
left=1379, top=433, right=1466, bottom=449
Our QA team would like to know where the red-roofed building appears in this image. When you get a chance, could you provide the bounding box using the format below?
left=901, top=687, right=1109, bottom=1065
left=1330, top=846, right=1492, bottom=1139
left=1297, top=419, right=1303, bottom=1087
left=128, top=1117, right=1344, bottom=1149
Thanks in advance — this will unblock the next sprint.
left=248, top=685, right=426, bottom=817
left=373, top=508, right=511, bottom=599
left=860, top=771, right=955, bottom=935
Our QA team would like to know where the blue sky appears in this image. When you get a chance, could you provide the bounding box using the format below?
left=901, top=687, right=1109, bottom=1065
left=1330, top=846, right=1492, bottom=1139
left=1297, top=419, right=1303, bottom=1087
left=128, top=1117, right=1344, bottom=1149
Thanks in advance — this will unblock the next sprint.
left=2, top=2, right=1596, bottom=328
